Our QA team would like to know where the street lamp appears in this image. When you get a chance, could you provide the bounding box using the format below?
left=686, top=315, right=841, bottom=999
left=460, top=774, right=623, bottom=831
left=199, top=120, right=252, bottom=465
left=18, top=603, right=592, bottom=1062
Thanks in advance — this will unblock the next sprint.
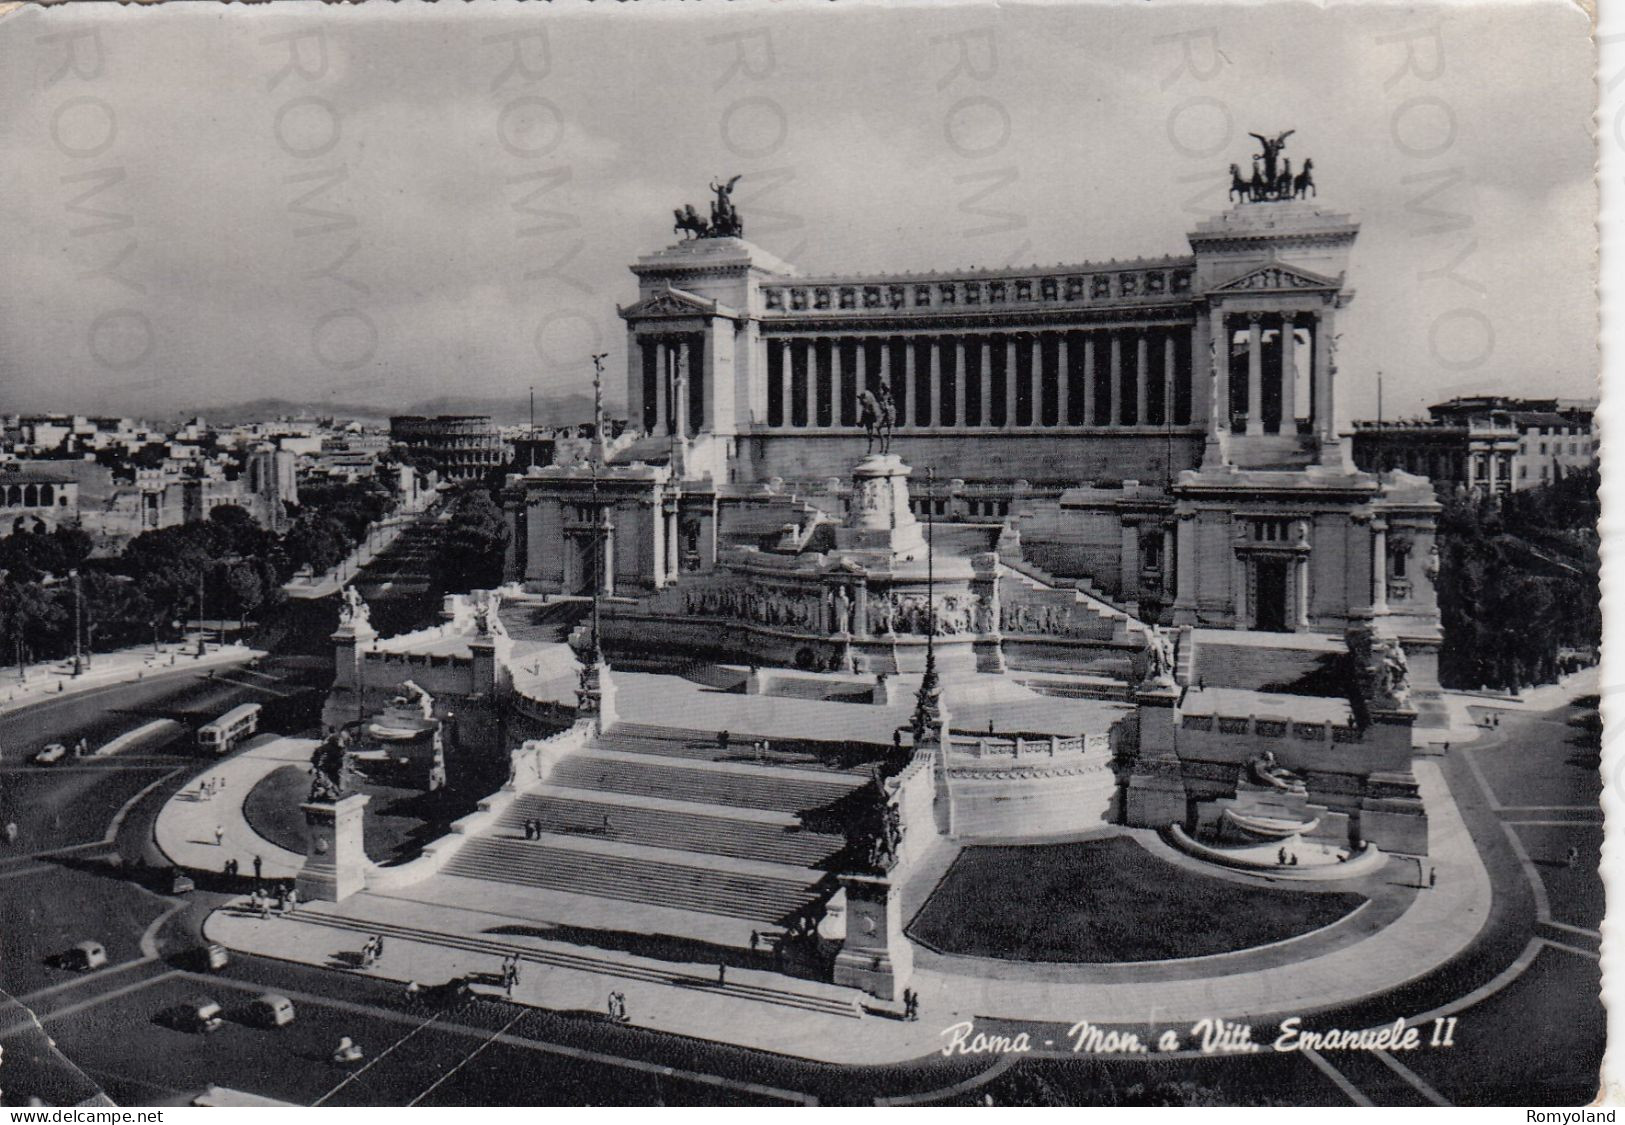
left=70, top=568, right=82, bottom=677
left=196, top=567, right=207, bottom=657
left=911, top=467, right=940, bottom=748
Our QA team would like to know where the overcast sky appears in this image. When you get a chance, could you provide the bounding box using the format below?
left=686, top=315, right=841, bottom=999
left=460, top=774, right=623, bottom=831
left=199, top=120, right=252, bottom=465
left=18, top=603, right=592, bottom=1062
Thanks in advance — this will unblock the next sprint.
left=0, top=0, right=1595, bottom=421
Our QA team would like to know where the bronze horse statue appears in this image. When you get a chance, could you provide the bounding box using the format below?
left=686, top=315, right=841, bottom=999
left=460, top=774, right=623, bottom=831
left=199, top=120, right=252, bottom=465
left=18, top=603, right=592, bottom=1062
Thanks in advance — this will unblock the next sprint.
left=1293, top=158, right=1316, bottom=199
left=1228, top=164, right=1250, bottom=203
left=673, top=204, right=709, bottom=240
left=858, top=386, right=896, bottom=455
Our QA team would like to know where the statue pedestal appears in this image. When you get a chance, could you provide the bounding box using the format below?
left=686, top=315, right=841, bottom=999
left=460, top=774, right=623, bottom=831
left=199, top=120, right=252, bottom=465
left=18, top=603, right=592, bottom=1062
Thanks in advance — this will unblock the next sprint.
left=831, top=872, right=912, bottom=1000
left=295, top=794, right=369, bottom=903
left=833, top=454, right=926, bottom=562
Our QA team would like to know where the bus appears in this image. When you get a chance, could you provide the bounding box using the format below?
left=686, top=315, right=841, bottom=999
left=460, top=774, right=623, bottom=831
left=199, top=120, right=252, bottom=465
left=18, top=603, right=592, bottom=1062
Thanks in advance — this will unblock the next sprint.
left=197, top=703, right=261, bottom=755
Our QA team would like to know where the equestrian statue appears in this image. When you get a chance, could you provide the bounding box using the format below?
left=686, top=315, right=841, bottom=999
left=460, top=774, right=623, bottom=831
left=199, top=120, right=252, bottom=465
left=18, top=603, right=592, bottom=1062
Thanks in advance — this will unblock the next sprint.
left=858, top=383, right=897, bottom=456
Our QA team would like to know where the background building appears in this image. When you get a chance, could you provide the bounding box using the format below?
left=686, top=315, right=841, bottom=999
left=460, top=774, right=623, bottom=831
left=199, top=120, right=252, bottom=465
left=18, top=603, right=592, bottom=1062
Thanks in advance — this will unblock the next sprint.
left=1352, top=396, right=1596, bottom=495
left=390, top=415, right=509, bottom=480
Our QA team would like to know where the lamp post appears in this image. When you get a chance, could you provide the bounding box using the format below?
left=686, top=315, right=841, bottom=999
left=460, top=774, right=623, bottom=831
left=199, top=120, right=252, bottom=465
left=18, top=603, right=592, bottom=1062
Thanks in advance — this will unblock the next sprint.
left=70, top=568, right=82, bottom=677
left=911, top=467, right=940, bottom=748
left=196, top=567, right=207, bottom=657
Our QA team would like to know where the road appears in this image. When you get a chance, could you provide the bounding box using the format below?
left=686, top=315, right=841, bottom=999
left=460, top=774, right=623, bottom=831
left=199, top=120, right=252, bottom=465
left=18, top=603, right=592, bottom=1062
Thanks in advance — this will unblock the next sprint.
left=0, top=685, right=1604, bottom=1106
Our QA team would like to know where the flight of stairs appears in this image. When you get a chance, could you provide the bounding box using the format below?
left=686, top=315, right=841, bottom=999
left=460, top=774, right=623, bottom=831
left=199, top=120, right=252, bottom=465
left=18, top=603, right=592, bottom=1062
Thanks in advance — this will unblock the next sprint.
left=442, top=722, right=876, bottom=930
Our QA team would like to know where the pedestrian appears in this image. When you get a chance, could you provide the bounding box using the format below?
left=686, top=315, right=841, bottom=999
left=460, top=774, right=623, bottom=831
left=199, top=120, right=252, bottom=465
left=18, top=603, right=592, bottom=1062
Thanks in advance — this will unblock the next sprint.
left=718, top=730, right=730, bottom=751
left=506, top=959, right=520, bottom=997
left=259, top=895, right=271, bottom=920
left=287, top=886, right=299, bottom=913
left=374, top=935, right=385, bottom=961
left=718, top=963, right=726, bottom=986
left=1289, top=853, right=1299, bottom=867
left=253, top=854, right=263, bottom=882
left=3, top=822, right=16, bottom=845
left=988, top=717, right=996, bottom=735
left=750, top=930, right=759, bottom=953
left=1428, top=866, right=1437, bottom=889
left=602, top=812, right=611, bottom=835
left=1277, top=846, right=1287, bottom=865
left=1442, top=741, right=1451, bottom=754
left=1566, top=845, right=1580, bottom=868
left=892, top=730, right=902, bottom=754
left=214, top=825, right=225, bottom=847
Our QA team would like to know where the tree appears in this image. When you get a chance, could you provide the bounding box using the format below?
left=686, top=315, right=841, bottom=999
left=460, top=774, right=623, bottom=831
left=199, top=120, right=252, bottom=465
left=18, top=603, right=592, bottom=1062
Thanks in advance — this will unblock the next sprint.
left=433, top=489, right=510, bottom=594
left=1435, top=470, right=1599, bottom=690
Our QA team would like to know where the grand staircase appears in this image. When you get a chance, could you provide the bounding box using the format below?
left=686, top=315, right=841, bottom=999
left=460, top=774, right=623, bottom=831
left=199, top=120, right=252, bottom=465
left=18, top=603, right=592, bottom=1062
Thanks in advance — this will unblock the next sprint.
left=442, top=723, right=875, bottom=931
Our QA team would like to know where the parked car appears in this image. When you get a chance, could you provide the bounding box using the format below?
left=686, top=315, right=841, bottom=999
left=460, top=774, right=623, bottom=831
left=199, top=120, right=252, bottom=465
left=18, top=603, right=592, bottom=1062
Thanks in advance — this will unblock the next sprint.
left=184, top=998, right=225, bottom=1034
left=32, top=743, right=67, bottom=766
left=203, top=943, right=230, bottom=972
left=248, top=993, right=295, bottom=1028
left=62, top=941, right=107, bottom=971
left=170, top=870, right=195, bottom=895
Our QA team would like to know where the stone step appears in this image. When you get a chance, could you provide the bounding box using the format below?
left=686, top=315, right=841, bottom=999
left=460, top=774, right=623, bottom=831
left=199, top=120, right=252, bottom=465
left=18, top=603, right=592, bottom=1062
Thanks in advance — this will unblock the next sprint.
left=502, top=792, right=846, bottom=869
left=555, top=751, right=863, bottom=815
left=444, top=838, right=825, bottom=924
left=602, top=722, right=881, bottom=775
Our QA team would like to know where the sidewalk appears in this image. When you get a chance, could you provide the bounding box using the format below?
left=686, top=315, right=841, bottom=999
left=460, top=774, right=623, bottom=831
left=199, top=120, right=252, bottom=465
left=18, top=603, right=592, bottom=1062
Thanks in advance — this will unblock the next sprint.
left=153, top=734, right=314, bottom=880
left=0, top=642, right=261, bottom=718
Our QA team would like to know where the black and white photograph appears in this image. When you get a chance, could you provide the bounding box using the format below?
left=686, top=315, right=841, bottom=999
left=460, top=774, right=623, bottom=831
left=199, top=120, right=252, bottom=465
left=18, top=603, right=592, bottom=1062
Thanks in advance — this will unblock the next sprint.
left=0, top=0, right=1610, bottom=1109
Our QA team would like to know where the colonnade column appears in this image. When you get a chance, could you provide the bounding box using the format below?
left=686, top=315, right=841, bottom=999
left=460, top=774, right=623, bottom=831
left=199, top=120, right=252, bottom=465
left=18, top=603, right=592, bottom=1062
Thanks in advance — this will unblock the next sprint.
left=902, top=340, right=917, bottom=431
left=675, top=340, right=692, bottom=439
left=854, top=337, right=868, bottom=426
left=1082, top=336, right=1096, bottom=426
left=954, top=339, right=967, bottom=428
left=1030, top=335, right=1042, bottom=427
left=798, top=339, right=814, bottom=430
left=1109, top=335, right=1123, bottom=427
left=1246, top=315, right=1264, bottom=436
left=1313, top=311, right=1335, bottom=443
left=1056, top=335, right=1069, bottom=424
left=929, top=339, right=943, bottom=427
left=1135, top=335, right=1149, bottom=427
left=1163, top=334, right=1176, bottom=427
left=655, top=341, right=670, bottom=435
left=980, top=339, right=993, bottom=429
left=1280, top=315, right=1297, bottom=432
left=1210, top=310, right=1229, bottom=436
left=1005, top=336, right=1018, bottom=428
left=878, top=339, right=892, bottom=426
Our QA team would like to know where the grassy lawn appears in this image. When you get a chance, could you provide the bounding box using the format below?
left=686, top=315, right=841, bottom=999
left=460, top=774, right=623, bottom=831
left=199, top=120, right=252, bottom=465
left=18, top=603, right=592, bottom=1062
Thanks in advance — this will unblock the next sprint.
left=242, top=761, right=503, bottom=867
left=907, top=836, right=1364, bottom=963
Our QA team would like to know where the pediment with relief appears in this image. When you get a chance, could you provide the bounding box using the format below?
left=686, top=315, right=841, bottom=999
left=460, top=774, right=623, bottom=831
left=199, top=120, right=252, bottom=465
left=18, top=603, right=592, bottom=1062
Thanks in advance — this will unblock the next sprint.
left=618, top=285, right=739, bottom=321
left=1212, top=263, right=1341, bottom=293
